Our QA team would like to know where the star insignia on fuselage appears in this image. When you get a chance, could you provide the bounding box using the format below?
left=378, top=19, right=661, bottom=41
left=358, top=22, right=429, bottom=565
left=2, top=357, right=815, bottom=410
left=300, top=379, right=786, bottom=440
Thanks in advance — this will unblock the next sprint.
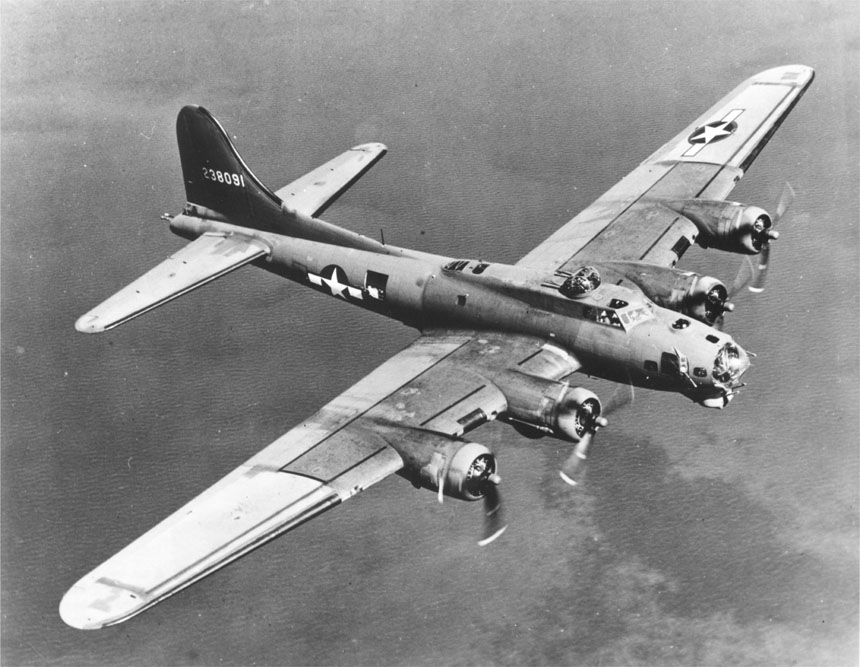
left=321, top=265, right=349, bottom=298
left=308, top=265, right=364, bottom=300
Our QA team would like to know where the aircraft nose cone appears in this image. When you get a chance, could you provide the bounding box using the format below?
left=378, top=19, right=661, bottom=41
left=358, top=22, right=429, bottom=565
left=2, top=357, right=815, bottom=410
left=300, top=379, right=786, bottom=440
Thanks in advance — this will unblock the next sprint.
left=730, top=343, right=751, bottom=381
left=712, top=341, right=750, bottom=387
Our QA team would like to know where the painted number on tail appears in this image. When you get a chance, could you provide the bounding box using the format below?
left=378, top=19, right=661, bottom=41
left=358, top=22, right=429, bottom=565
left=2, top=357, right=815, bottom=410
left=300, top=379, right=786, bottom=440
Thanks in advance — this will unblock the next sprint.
left=202, top=168, right=245, bottom=187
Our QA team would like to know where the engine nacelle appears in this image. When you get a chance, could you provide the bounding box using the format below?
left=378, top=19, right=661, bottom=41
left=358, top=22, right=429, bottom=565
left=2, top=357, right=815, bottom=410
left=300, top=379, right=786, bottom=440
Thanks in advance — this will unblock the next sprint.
left=676, top=273, right=730, bottom=324
left=591, top=261, right=731, bottom=325
left=390, top=433, right=498, bottom=502
left=496, top=371, right=603, bottom=442
left=664, top=199, right=777, bottom=255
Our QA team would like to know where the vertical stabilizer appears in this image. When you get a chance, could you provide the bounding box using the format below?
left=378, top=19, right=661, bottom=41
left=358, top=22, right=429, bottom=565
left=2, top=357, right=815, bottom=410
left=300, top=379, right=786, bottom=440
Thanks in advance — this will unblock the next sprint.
left=176, top=105, right=284, bottom=232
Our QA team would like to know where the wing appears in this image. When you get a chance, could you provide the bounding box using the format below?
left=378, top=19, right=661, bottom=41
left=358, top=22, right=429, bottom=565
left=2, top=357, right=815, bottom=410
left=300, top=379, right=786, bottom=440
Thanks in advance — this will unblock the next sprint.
left=274, top=143, right=387, bottom=218
left=59, top=331, right=574, bottom=629
left=75, top=232, right=270, bottom=333
left=516, top=65, right=814, bottom=273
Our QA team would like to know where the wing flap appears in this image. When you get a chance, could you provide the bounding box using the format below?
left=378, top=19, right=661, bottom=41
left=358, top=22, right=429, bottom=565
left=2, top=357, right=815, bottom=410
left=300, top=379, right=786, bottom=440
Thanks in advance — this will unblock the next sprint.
left=75, top=233, right=270, bottom=333
left=274, top=143, right=387, bottom=218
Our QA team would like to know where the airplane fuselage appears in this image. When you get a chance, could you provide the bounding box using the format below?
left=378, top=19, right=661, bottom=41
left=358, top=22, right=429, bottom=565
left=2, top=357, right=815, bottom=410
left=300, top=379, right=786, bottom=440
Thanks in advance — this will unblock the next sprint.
left=171, top=213, right=749, bottom=408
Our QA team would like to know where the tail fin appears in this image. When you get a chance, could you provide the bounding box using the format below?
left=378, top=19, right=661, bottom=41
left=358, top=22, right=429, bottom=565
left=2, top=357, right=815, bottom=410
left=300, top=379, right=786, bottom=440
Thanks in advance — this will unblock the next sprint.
left=176, top=105, right=283, bottom=232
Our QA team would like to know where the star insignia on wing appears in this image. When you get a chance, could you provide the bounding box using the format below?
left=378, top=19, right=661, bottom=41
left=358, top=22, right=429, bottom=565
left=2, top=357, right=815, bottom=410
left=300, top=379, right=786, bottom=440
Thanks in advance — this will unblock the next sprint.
left=688, top=120, right=737, bottom=145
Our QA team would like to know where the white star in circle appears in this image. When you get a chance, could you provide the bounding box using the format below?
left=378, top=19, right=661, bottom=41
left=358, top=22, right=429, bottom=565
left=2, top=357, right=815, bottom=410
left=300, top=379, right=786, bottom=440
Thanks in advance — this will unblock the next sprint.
left=321, top=267, right=349, bottom=299
left=693, top=121, right=733, bottom=144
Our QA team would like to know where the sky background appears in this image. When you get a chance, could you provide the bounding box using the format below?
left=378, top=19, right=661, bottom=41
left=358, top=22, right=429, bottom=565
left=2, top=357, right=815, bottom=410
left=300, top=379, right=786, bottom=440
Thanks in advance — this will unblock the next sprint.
left=2, top=1, right=858, bottom=665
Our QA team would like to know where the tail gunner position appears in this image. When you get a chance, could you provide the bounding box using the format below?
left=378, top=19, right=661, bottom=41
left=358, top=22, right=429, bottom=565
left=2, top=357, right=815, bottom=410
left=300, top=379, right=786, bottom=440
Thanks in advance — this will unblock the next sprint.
left=63, top=65, right=813, bottom=630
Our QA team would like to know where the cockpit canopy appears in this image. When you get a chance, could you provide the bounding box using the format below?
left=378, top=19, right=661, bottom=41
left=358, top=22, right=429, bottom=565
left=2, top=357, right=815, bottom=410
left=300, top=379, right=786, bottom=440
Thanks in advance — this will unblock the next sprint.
left=559, top=266, right=601, bottom=299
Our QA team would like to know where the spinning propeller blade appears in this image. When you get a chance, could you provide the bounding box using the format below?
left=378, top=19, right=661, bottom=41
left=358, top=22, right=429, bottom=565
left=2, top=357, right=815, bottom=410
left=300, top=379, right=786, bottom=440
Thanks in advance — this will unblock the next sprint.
left=559, top=381, right=634, bottom=486
left=478, top=479, right=506, bottom=546
left=559, top=433, right=592, bottom=486
left=729, top=183, right=795, bottom=297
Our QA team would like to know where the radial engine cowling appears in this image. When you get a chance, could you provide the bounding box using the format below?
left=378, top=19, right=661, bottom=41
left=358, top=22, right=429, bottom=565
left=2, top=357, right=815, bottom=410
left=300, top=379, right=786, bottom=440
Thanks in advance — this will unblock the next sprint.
left=664, top=199, right=776, bottom=255
left=392, top=434, right=498, bottom=502
left=674, top=273, right=730, bottom=324
left=590, top=261, right=731, bottom=325
left=497, top=371, right=603, bottom=442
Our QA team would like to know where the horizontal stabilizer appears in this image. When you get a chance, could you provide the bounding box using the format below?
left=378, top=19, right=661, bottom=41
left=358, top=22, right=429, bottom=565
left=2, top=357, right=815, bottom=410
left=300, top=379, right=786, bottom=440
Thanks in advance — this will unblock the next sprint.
left=275, top=143, right=387, bottom=218
left=75, top=233, right=270, bottom=333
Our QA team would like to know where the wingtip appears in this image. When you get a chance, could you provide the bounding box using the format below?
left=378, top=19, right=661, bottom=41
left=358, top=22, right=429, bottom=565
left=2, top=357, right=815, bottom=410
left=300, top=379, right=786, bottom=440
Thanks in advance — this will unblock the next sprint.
left=752, top=64, right=815, bottom=86
left=59, top=584, right=108, bottom=630
left=59, top=579, right=148, bottom=630
left=75, top=313, right=105, bottom=334
left=350, top=142, right=388, bottom=154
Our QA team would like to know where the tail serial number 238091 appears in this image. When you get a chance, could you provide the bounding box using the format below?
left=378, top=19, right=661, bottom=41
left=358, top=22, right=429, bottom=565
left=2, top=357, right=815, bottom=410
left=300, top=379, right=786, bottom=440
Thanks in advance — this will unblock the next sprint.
left=202, top=167, right=245, bottom=187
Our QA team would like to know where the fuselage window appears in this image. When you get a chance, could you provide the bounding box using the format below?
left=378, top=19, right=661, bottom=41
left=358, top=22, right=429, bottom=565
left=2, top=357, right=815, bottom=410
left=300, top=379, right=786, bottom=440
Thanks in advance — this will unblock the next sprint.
left=472, top=262, right=490, bottom=274
left=644, top=360, right=658, bottom=372
left=661, top=351, right=680, bottom=375
left=444, top=260, right=469, bottom=272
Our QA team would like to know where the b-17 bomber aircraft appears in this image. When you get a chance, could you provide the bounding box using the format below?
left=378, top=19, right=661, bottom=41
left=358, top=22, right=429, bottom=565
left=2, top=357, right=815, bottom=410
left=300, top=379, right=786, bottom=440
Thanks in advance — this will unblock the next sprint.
left=61, top=65, right=814, bottom=629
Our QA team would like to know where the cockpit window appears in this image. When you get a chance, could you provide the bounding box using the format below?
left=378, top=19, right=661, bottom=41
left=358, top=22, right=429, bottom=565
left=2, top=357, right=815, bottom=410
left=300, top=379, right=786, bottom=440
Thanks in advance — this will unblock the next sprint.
left=583, top=305, right=623, bottom=329
left=621, top=304, right=654, bottom=328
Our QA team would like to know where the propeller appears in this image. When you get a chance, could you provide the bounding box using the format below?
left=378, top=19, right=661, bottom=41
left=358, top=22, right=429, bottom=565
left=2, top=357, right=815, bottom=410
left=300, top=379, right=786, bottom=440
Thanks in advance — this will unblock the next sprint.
left=558, top=431, right=595, bottom=487
left=436, top=452, right=506, bottom=546
left=478, top=476, right=506, bottom=546
left=559, top=381, right=634, bottom=486
left=729, top=183, right=795, bottom=297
